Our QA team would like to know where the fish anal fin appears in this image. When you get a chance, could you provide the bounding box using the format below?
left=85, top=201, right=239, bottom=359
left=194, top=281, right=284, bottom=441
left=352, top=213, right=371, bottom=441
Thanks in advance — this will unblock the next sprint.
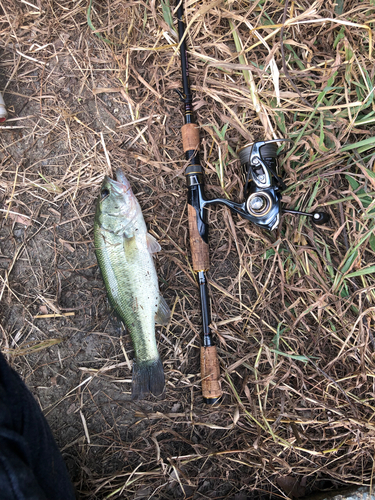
left=146, top=233, right=161, bottom=254
left=155, top=295, right=171, bottom=326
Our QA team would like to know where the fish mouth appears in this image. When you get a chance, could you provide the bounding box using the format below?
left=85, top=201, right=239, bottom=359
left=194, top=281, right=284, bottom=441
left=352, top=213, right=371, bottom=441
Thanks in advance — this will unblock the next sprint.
left=104, top=171, right=132, bottom=195
left=114, top=169, right=130, bottom=186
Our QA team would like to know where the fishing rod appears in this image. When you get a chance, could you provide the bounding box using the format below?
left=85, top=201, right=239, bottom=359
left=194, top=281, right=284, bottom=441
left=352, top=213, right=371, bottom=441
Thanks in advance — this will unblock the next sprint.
left=176, top=1, right=222, bottom=404
left=176, top=1, right=330, bottom=404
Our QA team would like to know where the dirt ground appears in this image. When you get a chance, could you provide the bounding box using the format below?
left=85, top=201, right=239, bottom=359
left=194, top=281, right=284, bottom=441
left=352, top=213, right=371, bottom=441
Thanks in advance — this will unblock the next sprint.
left=1, top=1, right=375, bottom=499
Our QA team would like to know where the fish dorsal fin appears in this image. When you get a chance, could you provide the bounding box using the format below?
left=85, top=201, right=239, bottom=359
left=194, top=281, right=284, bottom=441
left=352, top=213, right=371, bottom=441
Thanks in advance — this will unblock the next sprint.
left=146, top=233, right=161, bottom=254
left=155, top=295, right=171, bottom=325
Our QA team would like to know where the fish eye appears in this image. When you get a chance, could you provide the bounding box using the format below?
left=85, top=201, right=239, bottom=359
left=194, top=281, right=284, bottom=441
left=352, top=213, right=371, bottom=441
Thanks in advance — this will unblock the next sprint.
left=101, top=188, right=110, bottom=200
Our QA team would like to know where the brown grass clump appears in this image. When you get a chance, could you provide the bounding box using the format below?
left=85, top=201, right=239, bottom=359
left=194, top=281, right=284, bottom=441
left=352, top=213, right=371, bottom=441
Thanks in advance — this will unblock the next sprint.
left=1, top=0, right=375, bottom=498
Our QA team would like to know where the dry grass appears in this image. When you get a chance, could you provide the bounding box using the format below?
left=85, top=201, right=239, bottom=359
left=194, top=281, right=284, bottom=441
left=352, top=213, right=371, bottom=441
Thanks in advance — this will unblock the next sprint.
left=1, top=0, right=375, bottom=498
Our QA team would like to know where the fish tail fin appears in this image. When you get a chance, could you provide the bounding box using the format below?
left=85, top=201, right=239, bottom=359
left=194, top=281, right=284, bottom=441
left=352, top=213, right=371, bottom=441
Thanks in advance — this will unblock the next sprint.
left=132, top=358, right=165, bottom=400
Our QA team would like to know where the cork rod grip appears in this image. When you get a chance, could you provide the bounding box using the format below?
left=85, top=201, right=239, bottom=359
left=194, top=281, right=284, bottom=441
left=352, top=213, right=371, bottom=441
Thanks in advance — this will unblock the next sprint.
left=182, top=123, right=200, bottom=153
left=201, top=346, right=222, bottom=401
left=188, top=204, right=209, bottom=271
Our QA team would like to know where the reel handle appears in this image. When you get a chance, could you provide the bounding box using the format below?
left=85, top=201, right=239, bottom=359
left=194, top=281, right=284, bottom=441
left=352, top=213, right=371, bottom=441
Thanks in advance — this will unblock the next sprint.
left=310, top=211, right=330, bottom=225
left=282, top=209, right=330, bottom=225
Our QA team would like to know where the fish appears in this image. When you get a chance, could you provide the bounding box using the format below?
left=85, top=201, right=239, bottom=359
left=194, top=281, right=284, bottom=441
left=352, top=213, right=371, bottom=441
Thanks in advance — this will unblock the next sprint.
left=94, top=169, right=170, bottom=399
left=304, top=486, right=374, bottom=500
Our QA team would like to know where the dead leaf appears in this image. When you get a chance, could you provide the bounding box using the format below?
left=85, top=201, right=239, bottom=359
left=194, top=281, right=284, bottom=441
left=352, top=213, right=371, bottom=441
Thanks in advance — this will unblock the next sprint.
left=7, top=211, right=32, bottom=226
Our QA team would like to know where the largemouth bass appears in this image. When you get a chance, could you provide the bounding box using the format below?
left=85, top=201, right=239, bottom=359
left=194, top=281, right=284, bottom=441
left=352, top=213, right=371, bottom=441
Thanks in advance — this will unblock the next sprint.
left=94, top=170, right=170, bottom=399
left=304, top=486, right=374, bottom=500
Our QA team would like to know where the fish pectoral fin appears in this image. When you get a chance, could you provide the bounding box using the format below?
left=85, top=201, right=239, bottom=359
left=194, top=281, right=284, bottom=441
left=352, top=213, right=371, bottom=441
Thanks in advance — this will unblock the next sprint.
left=146, top=233, right=161, bottom=254
left=155, top=295, right=171, bottom=325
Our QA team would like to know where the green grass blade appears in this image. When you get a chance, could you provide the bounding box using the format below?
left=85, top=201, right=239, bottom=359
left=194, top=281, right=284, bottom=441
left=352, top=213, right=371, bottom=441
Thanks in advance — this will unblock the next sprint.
left=160, top=0, right=174, bottom=30
left=341, top=137, right=375, bottom=153
left=345, top=265, right=375, bottom=280
left=87, top=0, right=115, bottom=45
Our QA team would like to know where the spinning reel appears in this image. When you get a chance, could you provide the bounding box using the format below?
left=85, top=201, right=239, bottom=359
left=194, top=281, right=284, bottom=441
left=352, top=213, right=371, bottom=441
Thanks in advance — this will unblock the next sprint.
left=190, top=139, right=330, bottom=237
